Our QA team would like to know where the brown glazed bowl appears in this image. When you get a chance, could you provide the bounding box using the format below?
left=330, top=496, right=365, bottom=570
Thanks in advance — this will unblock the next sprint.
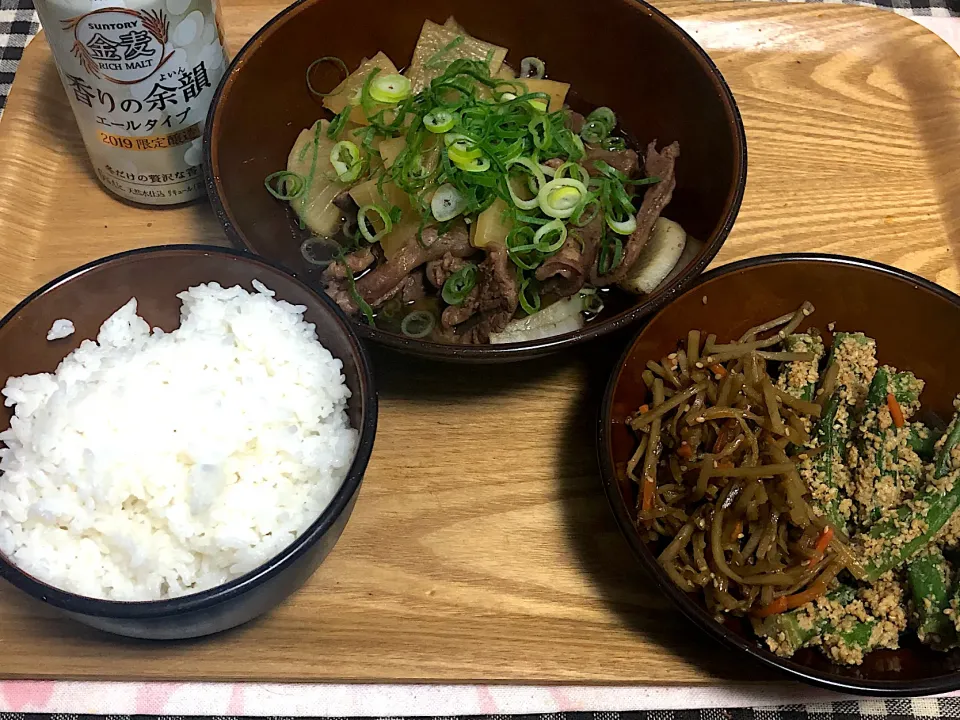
left=0, top=245, right=377, bottom=640
left=203, top=0, right=747, bottom=362
left=599, top=253, right=960, bottom=695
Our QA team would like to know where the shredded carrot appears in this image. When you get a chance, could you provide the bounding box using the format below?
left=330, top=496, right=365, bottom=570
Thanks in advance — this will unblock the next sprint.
left=637, top=404, right=650, bottom=414
left=677, top=441, right=693, bottom=459
left=712, top=419, right=737, bottom=453
left=729, top=520, right=743, bottom=542
left=887, top=393, right=905, bottom=428
left=752, top=596, right=789, bottom=617
left=805, top=526, right=835, bottom=566
left=710, top=363, right=727, bottom=378
left=814, top=526, right=834, bottom=554
left=640, top=476, right=656, bottom=512
left=783, top=580, right=828, bottom=609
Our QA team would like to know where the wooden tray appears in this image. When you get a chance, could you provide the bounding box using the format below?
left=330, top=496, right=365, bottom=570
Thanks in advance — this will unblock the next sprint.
left=0, top=0, right=958, bottom=685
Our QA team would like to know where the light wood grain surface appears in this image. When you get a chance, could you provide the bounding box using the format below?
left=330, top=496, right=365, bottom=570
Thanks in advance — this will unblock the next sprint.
left=0, top=0, right=958, bottom=685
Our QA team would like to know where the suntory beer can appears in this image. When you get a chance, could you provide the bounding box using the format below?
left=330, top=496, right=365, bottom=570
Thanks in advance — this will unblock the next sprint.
left=35, top=0, right=227, bottom=205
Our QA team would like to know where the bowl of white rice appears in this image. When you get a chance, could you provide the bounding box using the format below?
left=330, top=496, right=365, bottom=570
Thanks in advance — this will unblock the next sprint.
left=0, top=245, right=377, bottom=639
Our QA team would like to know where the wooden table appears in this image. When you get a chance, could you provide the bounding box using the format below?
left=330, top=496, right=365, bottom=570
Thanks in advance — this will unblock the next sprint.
left=0, top=0, right=956, bottom=685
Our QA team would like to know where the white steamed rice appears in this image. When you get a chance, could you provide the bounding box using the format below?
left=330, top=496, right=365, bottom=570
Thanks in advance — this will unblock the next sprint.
left=0, top=280, right=358, bottom=601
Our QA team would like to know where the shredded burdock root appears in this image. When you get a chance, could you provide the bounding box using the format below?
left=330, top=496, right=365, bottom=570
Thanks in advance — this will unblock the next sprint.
left=628, top=302, right=856, bottom=617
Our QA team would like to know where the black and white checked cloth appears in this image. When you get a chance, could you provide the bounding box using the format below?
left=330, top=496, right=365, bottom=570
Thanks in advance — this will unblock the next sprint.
left=0, top=0, right=957, bottom=115
left=7, top=703, right=960, bottom=720
left=0, top=0, right=38, bottom=115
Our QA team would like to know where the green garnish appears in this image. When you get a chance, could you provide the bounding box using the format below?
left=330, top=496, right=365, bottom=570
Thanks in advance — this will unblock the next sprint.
left=441, top=263, right=478, bottom=305
left=305, top=56, right=349, bottom=98
left=426, top=35, right=465, bottom=70
left=264, top=171, right=305, bottom=200
left=400, top=310, right=436, bottom=338
left=357, top=203, right=393, bottom=243
left=518, top=275, right=541, bottom=315
left=335, top=249, right=375, bottom=327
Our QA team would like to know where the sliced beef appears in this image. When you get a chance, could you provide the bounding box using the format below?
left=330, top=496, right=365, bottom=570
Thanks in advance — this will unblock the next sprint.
left=426, top=253, right=470, bottom=290
left=322, top=223, right=473, bottom=315
left=543, top=157, right=565, bottom=171
left=370, top=271, right=426, bottom=308
left=452, top=241, right=519, bottom=344
left=534, top=213, right=604, bottom=298
left=584, top=144, right=640, bottom=178
left=566, top=111, right=586, bottom=135
left=441, top=288, right=480, bottom=329
left=324, top=246, right=375, bottom=280
left=591, top=140, right=680, bottom=287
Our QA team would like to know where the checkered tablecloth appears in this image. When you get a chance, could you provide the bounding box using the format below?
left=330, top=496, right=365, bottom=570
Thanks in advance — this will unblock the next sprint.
left=0, top=0, right=37, bottom=115
left=2, top=0, right=960, bottom=717
left=0, top=0, right=957, bottom=115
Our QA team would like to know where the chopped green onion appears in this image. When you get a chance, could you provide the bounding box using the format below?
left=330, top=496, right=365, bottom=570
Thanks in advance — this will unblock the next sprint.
left=330, top=140, right=362, bottom=182
left=569, top=132, right=585, bottom=158
left=587, top=106, right=616, bottom=132
left=335, top=248, right=375, bottom=327
left=424, top=109, right=458, bottom=133
left=520, top=57, right=546, bottom=80
left=554, top=161, right=589, bottom=184
left=264, top=171, right=305, bottom=200
left=540, top=162, right=557, bottom=177
left=528, top=99, right=549, bottom=113
left=518, top=276, right=541, bottom=315
left=506, top=157, right=546, bottom=210
left=455, top=156, right=490, bottom=173
left=327, top=107, right=352, bottom=139
left=305, top=56, right=349, bottom=98
left=602, top=136, right=627, bottom=151
left=370, top=73, right=412, bottom=104
left=582, top=289, right=605, bottom=316
left=528, top=116, right=551, bottom=150
left=359, top=67, right=381, bottom=115
left=606, top=212, right=637, bottom=235
left=401, top=310, right=435, bottom=339
left=597, top=233, right=624, bottom=274
left=441, top=262, right=478, bottom=305
left=358, top=203, right=393, bottom=243
left=431, top=183, right=467, bottom=221
left=426, top=35, right=464, bottom=69
left=446, top=135, right=482, bottom=165
left=498, top=91, right=517, bottom=102
left=571, top=192, right=601, bottom=227
left=533, top=218, right=567, bottom=253
left=505, top=226, right=541, bottom=270
left=581, top=120, right=609, bottom=144
left=538, top=177, right=588, bottom=219
left=300, top=237, right=340, bottom=268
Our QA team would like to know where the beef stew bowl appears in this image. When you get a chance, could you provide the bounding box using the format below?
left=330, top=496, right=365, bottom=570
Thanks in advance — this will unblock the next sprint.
left=203, top=0, right=746, bottom=362
left=598, top=254, right=960, bottom=695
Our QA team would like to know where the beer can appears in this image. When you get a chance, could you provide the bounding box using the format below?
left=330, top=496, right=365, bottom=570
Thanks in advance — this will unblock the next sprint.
left=34, top=0, right=227, bottom=205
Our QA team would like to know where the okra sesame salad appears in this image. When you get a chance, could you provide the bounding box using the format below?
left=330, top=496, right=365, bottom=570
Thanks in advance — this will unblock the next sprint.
left=628, top=302, right=960, bottom=666
left=263, top=18, right=700, bottom=345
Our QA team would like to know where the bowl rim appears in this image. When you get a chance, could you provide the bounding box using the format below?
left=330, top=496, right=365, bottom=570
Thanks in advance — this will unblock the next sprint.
left=201, top=0, right=748, bottom=360
left=597, top=252, right=960, bottom=696
left=0, top=243, right=378, bottom=618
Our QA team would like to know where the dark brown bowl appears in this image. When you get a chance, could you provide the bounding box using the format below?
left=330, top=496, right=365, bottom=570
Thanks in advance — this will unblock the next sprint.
left=203, top=0, right=747, bottom=362
left=599, top=253, right=960, bottom=695
left=0, top=245, right=377, bottom=640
